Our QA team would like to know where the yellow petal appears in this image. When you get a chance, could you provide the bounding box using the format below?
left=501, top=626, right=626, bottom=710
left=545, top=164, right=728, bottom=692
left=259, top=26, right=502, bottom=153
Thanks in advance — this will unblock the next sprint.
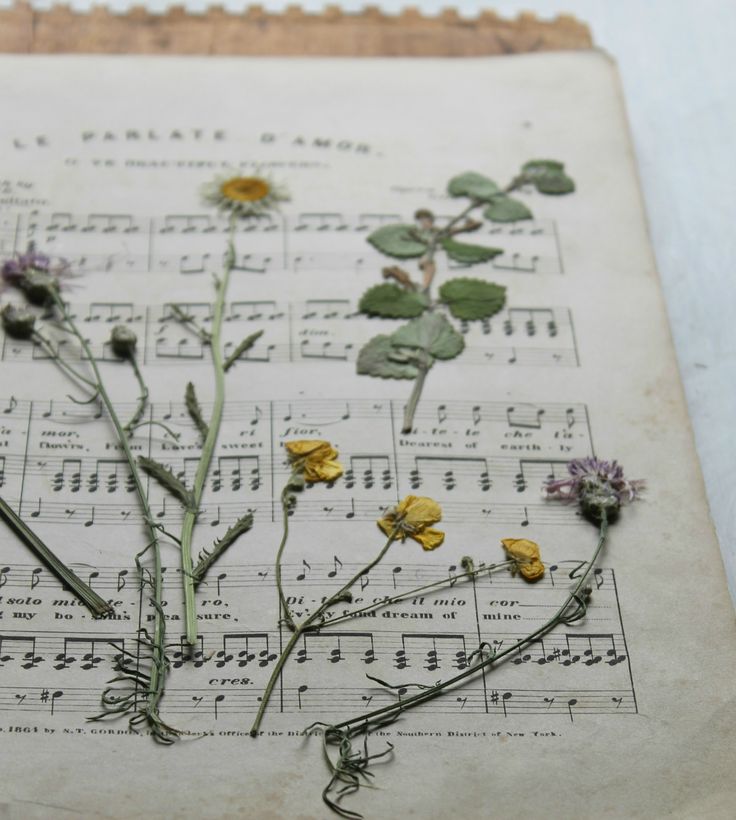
left=304, top=459, right=343, bottom=482
left=413, top=528, right=445, bottom=551
left=377, top=515, right=407, bottom=540
left=285, top=439, right=332, bottom=459
left=501, top=538, right=541, bottom=563
left=520, top=559, right=545, bottom=582
left=397, top=496, right=442, bottom=529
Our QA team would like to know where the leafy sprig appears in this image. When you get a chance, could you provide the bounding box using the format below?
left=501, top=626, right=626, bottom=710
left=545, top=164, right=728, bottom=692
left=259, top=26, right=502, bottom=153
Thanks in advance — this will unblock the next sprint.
left=357, top=161, right=575, bottom=432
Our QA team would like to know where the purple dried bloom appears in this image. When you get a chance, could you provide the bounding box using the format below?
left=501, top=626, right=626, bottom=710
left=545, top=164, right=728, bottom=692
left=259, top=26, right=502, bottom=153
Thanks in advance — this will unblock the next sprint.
left=1, top=246, right=69, bottom=296
left=1, top=245, right=73, bottom=308
left=544, top=457, right=644, bottom=523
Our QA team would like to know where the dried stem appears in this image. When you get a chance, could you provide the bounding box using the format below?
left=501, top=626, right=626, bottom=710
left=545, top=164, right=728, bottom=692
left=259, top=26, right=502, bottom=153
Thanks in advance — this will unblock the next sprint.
left=250, top=517, right=399, bottom=737
left=332, top=514, right=608, bottom=734
left=48, top=290, right=173, bottom=741
left=177, top=211, right=237, bottom=645
left=0, top=495, right=113, bottom=617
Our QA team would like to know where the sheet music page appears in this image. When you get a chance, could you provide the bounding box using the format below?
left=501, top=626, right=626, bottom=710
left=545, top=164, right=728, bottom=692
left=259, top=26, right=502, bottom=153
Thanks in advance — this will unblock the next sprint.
left=0, top=52, right=734, bottom=819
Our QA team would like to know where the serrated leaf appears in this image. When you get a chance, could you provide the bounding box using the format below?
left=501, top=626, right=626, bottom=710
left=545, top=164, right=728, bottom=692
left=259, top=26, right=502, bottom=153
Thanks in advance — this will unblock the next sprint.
left=367, top=224, right=428, bottom=259
left=223, top=329, right=264, bottom=371
left=447, top=172, right=500, bottom=202
left=139, top=457, right=194, bottom=509
left=483, top=196, right=533, bottom=223
left=522, top=159, right=575, bottom=196
left=356, top=334, right=420, bottom=380
left=438, top=278, right=507, bottom=321
left=440, top=237, right=503, bottom=265
left=390, top=312, right=464, bottom=360
left=185, top=382, right=209, bottom=439
left=193, top=512, right=253, bottom=584
left=358, top=283, right=429, bottom=318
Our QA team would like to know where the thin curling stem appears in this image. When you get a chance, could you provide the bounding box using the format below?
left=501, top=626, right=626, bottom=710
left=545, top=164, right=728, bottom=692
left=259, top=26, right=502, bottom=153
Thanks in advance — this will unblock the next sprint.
left=48, top=290, right=172, bottom=740
left=325, top=560, right=514, bottom=629
left=124, top=355, right=149, bottom=436
left=250, top=528, right=399, bottom=737
left=32, top=331, right=97, bottom=394
left=275, top=480, right=298, bottom=632
left=332, top=513, right=609, bottom=733
left=178, top=211, right=237, bottom=645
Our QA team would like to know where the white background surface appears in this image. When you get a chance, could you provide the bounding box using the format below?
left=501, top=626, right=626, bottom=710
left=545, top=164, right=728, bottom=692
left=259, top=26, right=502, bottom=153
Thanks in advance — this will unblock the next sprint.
left=5, top=0, right=736, bottom=602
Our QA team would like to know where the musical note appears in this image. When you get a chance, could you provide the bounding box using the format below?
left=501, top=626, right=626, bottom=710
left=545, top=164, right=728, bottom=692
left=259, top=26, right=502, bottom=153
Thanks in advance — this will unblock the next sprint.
left=296, top=560, right=311, bottom=582
left=327, top=556, right=343, bottom=579
left=297, top=684, right=308, bottom=710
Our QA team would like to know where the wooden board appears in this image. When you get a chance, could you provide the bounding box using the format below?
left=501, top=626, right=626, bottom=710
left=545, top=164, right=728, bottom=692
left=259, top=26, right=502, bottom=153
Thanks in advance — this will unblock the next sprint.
left=0, top=3, right=591, bottom=55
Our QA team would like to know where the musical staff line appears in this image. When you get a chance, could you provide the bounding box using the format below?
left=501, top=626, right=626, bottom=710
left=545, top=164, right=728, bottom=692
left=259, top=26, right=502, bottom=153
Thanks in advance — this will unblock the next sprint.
left=0, top=300, right=579, bottom=370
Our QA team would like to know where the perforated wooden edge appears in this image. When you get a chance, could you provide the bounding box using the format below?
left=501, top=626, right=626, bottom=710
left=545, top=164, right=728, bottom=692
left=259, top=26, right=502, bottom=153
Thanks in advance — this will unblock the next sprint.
left=0, top=3, right=591, bottom=55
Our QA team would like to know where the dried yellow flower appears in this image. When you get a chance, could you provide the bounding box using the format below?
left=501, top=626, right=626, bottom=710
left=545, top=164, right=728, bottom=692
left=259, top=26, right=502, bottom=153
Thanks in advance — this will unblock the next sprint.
left=201, top=172, right=289, bottom=217
left=378, top=495, right=445, bottom=551
left=501, top=538, right=545, bottom=582
left=285, top=439, right=343, bottom=483
left=221, top=177, right=271, bottom=203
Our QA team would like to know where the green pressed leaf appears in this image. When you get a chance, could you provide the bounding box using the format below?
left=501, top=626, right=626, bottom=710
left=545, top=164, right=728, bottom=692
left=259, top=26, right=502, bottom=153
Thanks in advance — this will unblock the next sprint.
left=523, top=159, right=565, bottom=175
left=447, top=172, right=499, bottom=202
left=535, top=173, right=575, bottom=195
left=440, top=237, right=503, bottom=265
left=356, top=334, right=419, bottom=380
left=522, top=159, right=575, bottom=196
left=484, top=195, right=533, bottom=223
left=185, top=382, right=209, bottom=439
left=139, top=457, right=194, bottom=509
left=390, top=312, right=464, bottom=360
left=358, top=283, right=429, bottom=318
left=223, top=329, right=264, bottom=372
left=193, top=512, right=254, bottom=585
left=367, top=224, right=428, bottom=259
left=438, top=278, right=507, bottom=321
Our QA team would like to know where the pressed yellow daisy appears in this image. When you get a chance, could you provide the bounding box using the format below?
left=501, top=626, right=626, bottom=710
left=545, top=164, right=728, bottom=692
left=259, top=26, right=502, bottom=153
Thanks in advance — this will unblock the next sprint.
left=285, top=439, right=343, bottom=483
left=501, top=537, right=545, bottom=581
left=377, top=495, right=445, bottom=551
left=201, top=171, right=289, bottom=217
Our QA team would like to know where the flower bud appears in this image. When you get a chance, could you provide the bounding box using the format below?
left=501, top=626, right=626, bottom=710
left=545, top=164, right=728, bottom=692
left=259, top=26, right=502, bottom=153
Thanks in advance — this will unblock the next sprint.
left=110, top=325, right=138, bottom=358
left=20, top=270, right=60, bottom=306
left=1, top=303, right=36, bottom=339
left=579, top=475, right=620, bottom=524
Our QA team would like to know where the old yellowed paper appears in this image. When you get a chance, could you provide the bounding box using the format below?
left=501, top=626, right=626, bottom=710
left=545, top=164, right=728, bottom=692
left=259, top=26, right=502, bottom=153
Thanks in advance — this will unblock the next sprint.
left=0, top=53, right=733, bottom=819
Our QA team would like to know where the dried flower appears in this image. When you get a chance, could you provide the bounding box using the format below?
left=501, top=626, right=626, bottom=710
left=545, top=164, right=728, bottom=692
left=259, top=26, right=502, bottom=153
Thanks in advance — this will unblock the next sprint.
left=201, top=172, right=289, bottom=218
left=110, top=325, right=138, bottom=359
left=1, top=246, right=70, bottom=302
left=285, top=440, right=343, bottom=483
left=544, top=457, right=644, bottom=523
left=1, top=303, right=36, bottom=339
left=501, top=538, right=544, bottom=581
left=377, top=495, right=444, bottom=550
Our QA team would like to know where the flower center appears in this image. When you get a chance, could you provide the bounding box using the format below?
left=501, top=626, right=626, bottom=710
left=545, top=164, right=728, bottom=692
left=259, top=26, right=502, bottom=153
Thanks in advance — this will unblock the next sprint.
left=220, top=177, right=270, bottom=202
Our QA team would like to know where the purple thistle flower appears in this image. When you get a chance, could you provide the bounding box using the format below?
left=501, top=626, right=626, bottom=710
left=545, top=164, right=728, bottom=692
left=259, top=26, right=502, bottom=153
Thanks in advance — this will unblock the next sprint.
left=1, top=245, right=71, bottom=305
left=544, top=457, right=644, bottom=523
